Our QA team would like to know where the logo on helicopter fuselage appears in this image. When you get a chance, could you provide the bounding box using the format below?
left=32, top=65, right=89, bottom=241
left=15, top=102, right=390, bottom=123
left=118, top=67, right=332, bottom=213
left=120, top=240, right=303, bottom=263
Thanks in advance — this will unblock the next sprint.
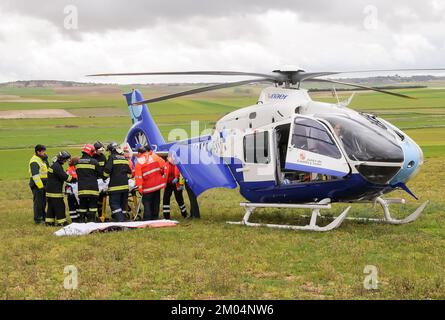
left=299, top=151, right=306, bottom=161
left=268, top=93, right=288, bottom=100
left=297, top=150, right=322, bottom=166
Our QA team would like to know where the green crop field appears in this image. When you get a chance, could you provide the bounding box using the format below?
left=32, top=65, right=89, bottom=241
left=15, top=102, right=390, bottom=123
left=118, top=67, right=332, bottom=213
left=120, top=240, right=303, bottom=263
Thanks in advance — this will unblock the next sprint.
left=0, top=84, right=444, bottom=299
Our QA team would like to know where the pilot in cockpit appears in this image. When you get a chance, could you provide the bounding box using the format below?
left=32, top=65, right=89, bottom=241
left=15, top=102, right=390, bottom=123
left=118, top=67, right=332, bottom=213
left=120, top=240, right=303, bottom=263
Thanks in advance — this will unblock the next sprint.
left=333, top=123, right=350, bottom=149
left=333, top=123, right=343, bottom=140
left=332, top=122, right=356, bottom=160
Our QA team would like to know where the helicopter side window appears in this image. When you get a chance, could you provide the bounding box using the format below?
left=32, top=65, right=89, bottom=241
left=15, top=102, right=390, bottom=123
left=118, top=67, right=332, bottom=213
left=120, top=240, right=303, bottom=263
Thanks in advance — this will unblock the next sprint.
left=243, top=132, right=270, bottom=164
left=291, top=118, right=342, bottom=159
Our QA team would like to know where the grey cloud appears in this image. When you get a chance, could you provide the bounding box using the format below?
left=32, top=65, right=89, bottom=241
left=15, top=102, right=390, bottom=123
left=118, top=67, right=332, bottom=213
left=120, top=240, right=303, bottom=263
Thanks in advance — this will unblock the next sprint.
left=0, top=0, right=444, bottom=83
left=1, top=0, right=443, bottom=33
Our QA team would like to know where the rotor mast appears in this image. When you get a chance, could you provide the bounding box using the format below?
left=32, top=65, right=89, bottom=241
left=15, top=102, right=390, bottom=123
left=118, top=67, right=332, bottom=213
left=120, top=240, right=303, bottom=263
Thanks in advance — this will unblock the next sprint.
left=272, top=67, right=305, bottom=88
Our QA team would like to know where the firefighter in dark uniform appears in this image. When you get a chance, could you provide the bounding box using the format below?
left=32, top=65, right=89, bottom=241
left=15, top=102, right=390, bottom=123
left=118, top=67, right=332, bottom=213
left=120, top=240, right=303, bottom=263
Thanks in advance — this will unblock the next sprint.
left=103, top=142, right=132, bottom=222
left=93, top=141, right=107, bottom=168
left=28, top=144, right=49, bottom=224
left=45, top=151, right=72, bottom=226
left=76, top=144, right=101, bottom=222
left=93, top=141, right=107, bottom=218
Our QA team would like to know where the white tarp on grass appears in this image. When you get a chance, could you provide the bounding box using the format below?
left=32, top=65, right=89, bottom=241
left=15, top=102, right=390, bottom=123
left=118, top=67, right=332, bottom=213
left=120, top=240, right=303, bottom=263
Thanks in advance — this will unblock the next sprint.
left=54, top=220, right=179, bottom=237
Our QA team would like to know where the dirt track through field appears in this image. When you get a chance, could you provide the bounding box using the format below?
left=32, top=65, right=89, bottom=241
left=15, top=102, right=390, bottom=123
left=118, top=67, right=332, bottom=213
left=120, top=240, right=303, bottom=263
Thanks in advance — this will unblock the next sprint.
left=0, top=95, right=75, bottom=103
left=0, top=109, right=76, bottom=119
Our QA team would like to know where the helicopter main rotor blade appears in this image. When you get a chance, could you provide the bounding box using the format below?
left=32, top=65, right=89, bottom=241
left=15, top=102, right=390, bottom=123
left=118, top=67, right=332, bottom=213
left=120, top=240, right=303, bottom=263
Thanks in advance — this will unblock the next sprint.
left=306, top=78, right=417, bottom=99
left=86, top=67, right=444, bottom=100
left=132, top=78, right=273, bottom=105
left=87, top=71, right=277, bottom=79
left=334, top=68, right=445, bottom=75
left=297, top=72, right=341, bottom=81
left=88, top=68, right=445, bottom=78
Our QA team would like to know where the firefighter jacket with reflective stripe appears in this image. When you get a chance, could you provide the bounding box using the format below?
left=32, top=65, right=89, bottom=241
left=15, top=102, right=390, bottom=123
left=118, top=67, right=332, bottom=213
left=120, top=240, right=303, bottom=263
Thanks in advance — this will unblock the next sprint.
left=93, top=153, right=107, bottom=177
left=93, top=153, right=107, bottom=168
left=46, top=161, right=72, bottom=197
left=103, top=152, right=132, bottom=193
left=135, top=152, right=166, bottom=194
left=28, top=155, right=49, bottom=189
left=76, top=154, right=101, bottom=196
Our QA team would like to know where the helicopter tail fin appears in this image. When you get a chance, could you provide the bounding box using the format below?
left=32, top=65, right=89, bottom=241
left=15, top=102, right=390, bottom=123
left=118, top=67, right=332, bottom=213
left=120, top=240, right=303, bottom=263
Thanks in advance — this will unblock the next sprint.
left=123, top=89, right=166, bottom=151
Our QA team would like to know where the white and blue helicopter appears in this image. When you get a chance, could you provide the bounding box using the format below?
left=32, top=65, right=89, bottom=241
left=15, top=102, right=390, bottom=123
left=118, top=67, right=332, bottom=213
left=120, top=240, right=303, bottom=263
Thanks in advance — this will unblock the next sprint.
left=89, top=67, right=440, bottom=231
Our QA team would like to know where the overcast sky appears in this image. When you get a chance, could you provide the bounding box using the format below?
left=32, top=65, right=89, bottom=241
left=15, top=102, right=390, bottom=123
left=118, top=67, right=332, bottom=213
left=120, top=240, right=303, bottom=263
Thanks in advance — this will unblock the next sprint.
left=0, top=0, right=444, bottom=83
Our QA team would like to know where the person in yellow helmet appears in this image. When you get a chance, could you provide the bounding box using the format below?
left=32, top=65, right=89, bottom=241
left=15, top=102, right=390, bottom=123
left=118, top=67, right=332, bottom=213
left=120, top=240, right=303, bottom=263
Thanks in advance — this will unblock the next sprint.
left=28, top=144, right=49, bottom=224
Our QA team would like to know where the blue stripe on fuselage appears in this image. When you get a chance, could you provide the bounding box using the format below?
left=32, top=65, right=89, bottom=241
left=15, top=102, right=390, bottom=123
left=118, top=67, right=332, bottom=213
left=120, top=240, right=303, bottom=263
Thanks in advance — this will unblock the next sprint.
left=224, top=157, right=389, bottom=203
left=238, top=173, right=389, bottom=204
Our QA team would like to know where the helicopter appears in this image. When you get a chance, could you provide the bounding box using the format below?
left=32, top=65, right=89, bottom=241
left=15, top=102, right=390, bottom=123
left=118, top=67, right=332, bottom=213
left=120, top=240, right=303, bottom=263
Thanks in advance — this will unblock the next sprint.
left=88, top=67, right=442, bottom=231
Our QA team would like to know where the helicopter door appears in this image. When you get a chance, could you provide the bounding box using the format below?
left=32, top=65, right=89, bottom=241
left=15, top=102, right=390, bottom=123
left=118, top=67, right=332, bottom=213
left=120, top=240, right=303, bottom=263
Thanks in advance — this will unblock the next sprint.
left=242, top=129, right=277, bottom=183
left=285, top=116, right=350, bottom=177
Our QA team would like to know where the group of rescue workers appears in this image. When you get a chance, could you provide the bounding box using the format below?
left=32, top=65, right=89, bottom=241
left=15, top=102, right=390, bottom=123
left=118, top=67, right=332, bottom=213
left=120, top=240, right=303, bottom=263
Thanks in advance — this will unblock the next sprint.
left=28, top=142, right=200, bottom=226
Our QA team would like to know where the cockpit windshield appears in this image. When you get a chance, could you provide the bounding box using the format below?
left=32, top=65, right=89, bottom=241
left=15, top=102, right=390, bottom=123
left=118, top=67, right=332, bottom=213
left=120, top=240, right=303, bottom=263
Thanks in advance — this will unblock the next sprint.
left=319, top=114, right=404, bottom=162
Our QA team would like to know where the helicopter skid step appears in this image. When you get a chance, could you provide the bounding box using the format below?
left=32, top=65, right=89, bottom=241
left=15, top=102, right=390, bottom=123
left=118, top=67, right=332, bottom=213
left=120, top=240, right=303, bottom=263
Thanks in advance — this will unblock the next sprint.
left=226, top=199, right=351, bottom=232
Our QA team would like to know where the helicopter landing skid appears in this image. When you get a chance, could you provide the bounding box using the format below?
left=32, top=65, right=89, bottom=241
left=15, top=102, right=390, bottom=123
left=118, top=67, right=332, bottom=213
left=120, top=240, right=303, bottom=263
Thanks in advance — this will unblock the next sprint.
left=226, top=199, right=351, bottom=232
left=344, top=197, right=429, bottom=225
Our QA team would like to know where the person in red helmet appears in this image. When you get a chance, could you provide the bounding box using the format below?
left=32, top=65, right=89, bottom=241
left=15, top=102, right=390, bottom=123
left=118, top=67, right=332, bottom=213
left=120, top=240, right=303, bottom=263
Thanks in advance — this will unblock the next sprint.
left=76, top=144, right=101, bottom=222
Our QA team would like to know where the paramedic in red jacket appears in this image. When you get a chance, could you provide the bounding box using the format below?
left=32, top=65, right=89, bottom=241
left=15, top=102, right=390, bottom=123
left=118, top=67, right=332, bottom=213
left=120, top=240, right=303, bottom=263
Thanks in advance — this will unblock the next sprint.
left=66, top=157, right=80, bottom=222
left=163, top=155, right=188, bottom=219
left=135, top=145, right=166, bottom=220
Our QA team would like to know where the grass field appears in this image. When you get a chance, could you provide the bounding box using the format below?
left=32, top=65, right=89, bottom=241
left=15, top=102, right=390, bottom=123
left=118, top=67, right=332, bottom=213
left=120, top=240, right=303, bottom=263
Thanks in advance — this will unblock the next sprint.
left=0, top=84, right=444, bottom=299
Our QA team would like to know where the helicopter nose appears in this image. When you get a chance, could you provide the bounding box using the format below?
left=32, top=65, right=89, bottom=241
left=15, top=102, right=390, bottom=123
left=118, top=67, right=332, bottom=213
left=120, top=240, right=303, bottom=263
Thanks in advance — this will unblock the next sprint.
left=389, top=138, right=423, bottom=186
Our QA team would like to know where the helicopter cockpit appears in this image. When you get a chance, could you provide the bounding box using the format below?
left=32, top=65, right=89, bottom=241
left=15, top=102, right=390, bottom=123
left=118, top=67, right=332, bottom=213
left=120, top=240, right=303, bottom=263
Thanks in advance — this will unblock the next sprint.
left=319, top=114, right=404, bottom=163
left=273, top=113, right=405, bottom=186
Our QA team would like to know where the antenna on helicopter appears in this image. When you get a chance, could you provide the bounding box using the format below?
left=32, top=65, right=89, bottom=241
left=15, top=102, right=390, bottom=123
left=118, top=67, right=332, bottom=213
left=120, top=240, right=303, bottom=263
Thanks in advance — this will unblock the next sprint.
left=332, top=86, right=340, bottom=104
left=337, top=92, right=355, bottom=108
